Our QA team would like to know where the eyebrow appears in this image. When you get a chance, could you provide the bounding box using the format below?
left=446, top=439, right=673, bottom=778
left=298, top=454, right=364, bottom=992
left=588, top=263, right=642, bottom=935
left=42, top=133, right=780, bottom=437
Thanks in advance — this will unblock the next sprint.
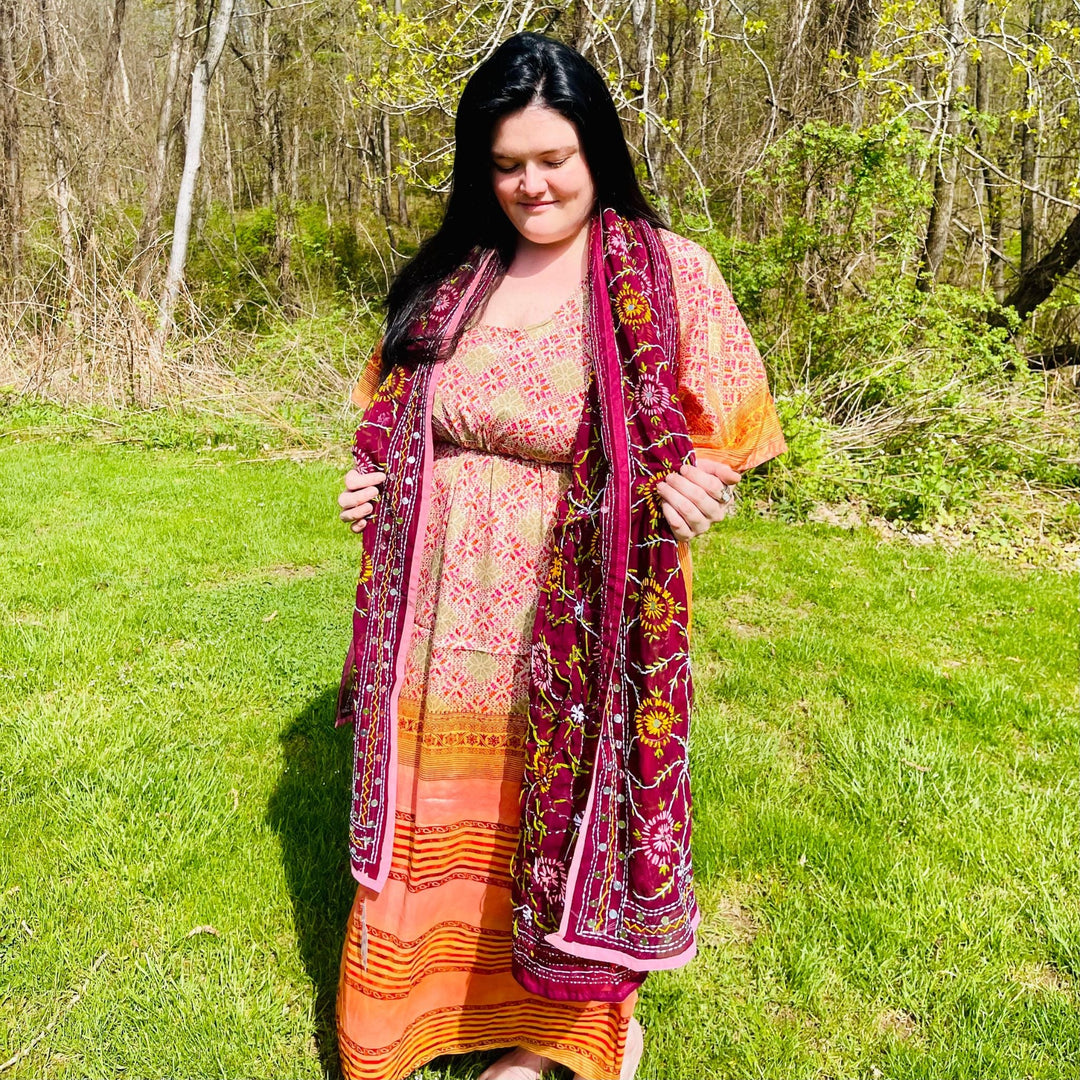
left=491, top=145, right=578, bottom=159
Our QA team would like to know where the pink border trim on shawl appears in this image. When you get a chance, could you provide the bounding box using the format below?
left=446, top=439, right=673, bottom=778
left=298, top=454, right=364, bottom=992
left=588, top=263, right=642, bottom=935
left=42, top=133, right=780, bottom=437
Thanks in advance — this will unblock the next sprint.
left=549, top=215, right=634, bottom=959
left=530, top=214, right=700, bottom=978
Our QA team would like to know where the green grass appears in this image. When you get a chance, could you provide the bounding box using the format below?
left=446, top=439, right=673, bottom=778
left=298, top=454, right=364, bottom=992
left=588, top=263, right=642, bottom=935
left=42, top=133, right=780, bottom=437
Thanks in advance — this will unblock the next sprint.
left=0, top=439, right=1075, bottom=1079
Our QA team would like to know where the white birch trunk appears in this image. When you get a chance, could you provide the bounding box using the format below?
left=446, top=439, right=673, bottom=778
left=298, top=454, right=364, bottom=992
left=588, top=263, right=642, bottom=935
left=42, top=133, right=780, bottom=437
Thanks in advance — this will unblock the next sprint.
left=135, top=0, right=189, bottom=299
left=919, top=0, right=968, bottom=288
left=152, top=0, right=236, bottom=368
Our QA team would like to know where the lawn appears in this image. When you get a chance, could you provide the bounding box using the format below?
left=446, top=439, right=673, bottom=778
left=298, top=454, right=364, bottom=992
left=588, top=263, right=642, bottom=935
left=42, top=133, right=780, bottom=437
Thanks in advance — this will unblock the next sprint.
left=0, top=438, right=1076, bottom=1079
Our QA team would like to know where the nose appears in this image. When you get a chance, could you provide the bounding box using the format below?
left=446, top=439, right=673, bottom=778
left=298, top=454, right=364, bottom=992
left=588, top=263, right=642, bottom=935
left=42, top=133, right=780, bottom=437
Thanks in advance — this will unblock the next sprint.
left=519, top=161, right=546, bottom=197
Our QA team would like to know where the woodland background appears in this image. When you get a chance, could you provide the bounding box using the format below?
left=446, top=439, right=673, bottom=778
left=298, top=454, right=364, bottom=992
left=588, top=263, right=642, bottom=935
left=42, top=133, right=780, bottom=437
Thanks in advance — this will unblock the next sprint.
left=0, top=5, right=1077, bottom=1077
left=0, top=0, right=1078, bottom=553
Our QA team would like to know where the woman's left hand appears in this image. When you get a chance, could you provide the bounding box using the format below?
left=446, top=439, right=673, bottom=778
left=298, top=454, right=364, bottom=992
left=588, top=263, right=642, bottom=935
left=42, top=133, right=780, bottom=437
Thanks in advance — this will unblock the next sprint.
left=656, top=459, right=742, bottom=541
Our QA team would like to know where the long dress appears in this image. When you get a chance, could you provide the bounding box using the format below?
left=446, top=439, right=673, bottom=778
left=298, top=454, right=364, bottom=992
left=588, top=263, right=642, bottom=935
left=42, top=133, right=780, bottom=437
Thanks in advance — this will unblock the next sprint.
left=335, top=231, right=787, bottom=1080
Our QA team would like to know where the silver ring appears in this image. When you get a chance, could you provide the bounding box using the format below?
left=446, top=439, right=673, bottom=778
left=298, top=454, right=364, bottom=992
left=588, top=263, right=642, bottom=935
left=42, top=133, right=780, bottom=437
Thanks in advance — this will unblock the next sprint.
left=717, top=484, right=735, bottom=504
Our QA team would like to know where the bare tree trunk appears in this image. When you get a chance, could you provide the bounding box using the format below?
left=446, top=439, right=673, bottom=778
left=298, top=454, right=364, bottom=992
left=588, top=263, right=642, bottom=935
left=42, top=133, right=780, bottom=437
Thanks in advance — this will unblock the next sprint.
left=0, top=0, right=22, bottom=282
left=135, top=0, right=189, bottom=298
left=82, top=0, right=128, bottom=259
left=1019, top=0, right=1043, bottom=275
left=117, top=41, right=132, bottom=107
left=258, top=5, right=272, bottom=203
left=38, top=0, right=81, bottom=328
left=101, top=0, right=127, bottom=109
left=219, top=77, right=236, bottom=221
left=998, top=209, right=1080, bottom=323
left=988, top=161, right=1006, bottom=301
left=918, top=0, right=968, bottom=289
left=630, top=0, right=666, bottom=205
left=972, top=0, right=1005, bottom=299
left=395, top=151, right=409, bottom=227
left=271, top=105, right=295, bottom=310
left=390, top=0, right=408, bottom=226
left=152, top=0, right=236, bottom=364
left=177, top=0, right=209, bottom=146
left=777, top=0, right=814, bottom=118
left=290, top=119, right=300, bottom=204
left=257, top=7, right=296, bottom=311
left=843, top=0, right=876, bottom=126
left=379, top=110, right=394, bottom=226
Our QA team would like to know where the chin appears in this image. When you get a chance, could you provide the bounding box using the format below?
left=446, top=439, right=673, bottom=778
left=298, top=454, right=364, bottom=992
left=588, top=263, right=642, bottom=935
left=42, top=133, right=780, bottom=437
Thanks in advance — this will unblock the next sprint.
left=521, top=225, right=564, bottom=244
left=516, top=215, right=586, bottom=245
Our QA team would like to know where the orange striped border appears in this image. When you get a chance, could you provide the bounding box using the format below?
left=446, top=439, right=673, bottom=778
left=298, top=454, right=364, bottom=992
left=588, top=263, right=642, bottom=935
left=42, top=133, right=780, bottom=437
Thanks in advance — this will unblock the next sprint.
left=341, top=919, right=512, bottom=998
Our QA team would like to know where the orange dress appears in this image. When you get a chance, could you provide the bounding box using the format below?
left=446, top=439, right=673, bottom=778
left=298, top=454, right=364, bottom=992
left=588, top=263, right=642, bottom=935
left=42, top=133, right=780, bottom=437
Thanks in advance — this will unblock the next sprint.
left=336, top=232, right=786, bottom=1080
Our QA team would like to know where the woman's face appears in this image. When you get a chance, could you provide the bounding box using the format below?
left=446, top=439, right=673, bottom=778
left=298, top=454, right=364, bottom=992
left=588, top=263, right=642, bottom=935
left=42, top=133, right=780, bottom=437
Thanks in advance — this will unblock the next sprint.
left=490, top=104, right=596, bottom=247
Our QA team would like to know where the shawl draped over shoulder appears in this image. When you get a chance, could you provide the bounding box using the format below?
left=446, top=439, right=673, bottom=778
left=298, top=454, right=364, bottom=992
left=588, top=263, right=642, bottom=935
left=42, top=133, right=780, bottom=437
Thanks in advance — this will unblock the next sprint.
left=338, top=210, right=786, bottom=1002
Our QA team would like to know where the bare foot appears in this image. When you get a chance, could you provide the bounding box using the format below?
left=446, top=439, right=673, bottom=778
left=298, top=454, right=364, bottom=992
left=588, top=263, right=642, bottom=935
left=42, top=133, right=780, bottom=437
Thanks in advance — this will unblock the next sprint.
left=572, top=1016, right=643, bottom=1080
left=477, top=1047, right=561, bottom=1080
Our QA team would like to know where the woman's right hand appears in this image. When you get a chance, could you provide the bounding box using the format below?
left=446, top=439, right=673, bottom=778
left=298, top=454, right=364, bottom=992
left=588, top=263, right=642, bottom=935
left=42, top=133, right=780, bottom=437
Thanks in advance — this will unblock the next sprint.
left=338, top=469, right=386, bottom=533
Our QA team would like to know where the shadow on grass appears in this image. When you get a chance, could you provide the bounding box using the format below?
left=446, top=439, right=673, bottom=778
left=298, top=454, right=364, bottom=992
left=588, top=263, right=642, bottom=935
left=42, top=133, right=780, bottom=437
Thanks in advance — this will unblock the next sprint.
left=267, top=687, right=503, bottom=1080
left=267, top=685, right=355, bottom=1079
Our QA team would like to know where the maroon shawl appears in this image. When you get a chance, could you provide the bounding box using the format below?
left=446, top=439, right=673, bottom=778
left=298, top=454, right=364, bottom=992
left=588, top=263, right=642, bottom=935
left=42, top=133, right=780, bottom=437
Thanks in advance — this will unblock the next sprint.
left=339, top=208, right=700, bottom=1002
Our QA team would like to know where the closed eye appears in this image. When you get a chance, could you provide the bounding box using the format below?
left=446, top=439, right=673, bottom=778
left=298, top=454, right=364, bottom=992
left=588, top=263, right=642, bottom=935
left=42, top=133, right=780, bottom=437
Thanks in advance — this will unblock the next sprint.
left=492, top=157, right=571, bottom=173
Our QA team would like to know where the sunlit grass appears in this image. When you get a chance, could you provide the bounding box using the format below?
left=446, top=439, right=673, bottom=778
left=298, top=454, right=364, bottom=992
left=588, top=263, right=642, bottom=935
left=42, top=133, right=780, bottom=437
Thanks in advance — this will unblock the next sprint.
left=0, top=440, right=1075, bottom=1079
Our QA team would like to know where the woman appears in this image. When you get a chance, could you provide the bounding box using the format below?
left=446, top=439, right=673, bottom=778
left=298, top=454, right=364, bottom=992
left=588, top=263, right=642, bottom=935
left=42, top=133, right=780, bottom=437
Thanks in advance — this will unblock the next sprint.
left=335, top=32, right=785, bottom=1080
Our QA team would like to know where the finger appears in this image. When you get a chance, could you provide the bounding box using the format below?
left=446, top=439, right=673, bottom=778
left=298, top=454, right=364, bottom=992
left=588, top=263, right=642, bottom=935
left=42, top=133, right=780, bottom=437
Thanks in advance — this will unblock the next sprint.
left=657, top=479, right=710, bottom=534
left=340, top=502, right=373, bottom=523
left=672, top=470, right=736, bottom=519
left=677, top=464, right=737, bottom=505
left=338, top=485, right=382, bottom=510
left=350, top=519, right=368, bottom=533
left=661, top=500, right=694, bottom=542
left=659, top=474, right=723, bottom=526
left=689, top=459, right=741, bottom=486
left=345, top=469, right=386, bottom=491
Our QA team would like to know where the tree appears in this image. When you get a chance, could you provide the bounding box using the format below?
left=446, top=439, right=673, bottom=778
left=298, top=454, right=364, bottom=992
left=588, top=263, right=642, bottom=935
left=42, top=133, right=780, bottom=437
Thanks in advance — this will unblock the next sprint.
left=231, top=0, right=298, bottom=310
left=38, top=0, right=81, bottom=325
left=994, top=207, right=1080, bottom=334
left=153, top=0, right=237, bottom=362
left=82, top=0, right=129, bottom=258
left=0, top=0, right=1074, bottom=388
left=1019, top=0, right=1044, bottom=276
left=135, top=0, right=190, bottom=299
left=0, top=0, right=22, bottom=283
left=918, top=0, right=969, bottom=290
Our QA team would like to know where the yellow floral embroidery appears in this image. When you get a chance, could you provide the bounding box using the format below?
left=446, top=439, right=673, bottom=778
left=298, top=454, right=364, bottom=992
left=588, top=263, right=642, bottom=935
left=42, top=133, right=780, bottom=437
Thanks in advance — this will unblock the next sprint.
left=357, top=547, right=373, bottom=586
left=630, top=575, right=684, bottom=641
left=373, top=367, right=405, bottom=401
left=543, top=551, right=564, bottom=595
left=636, top=477, right=663, bottom=532
left=534, top=749, right=555, bottom=793
left=634, top=695, right=676, bottom=754
left=614, top=282, right=652, bottom=330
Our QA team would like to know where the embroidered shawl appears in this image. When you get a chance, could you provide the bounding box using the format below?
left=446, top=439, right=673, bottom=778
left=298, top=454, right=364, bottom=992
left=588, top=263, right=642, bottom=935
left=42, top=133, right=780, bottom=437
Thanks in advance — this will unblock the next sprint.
left=340, top=209, right=703, bottom=1002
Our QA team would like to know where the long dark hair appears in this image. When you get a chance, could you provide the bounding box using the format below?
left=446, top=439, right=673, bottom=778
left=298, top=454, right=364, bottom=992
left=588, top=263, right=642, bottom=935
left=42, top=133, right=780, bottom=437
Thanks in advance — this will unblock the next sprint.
left=380, top=31, right=665, bottom=371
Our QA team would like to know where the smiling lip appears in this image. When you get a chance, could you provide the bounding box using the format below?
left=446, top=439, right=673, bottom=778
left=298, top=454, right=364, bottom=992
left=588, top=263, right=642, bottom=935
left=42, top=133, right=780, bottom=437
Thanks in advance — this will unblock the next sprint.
left=520, top=201, right=557, bottom=208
